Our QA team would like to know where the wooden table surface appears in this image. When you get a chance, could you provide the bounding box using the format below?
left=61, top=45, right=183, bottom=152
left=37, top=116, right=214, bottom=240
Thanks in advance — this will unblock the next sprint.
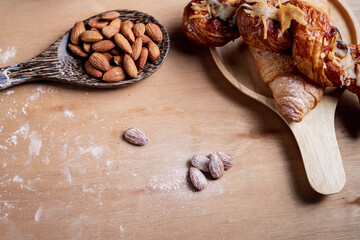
left=0, top=0, right=359, bottom=239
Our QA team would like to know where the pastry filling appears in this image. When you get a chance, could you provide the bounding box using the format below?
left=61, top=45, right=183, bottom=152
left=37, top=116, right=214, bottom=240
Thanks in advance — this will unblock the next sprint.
left=190, top=0, right=238, bottom=25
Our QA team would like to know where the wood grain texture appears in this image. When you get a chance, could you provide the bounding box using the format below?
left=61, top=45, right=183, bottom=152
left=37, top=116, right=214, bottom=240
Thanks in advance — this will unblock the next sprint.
left=0, top=0, right=359, bottom=239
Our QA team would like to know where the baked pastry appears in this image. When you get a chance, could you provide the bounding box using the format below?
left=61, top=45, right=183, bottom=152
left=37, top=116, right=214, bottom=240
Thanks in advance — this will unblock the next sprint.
left=182, top=0, right=240, bottom=47
left=249, top=46, right=323, bottom=122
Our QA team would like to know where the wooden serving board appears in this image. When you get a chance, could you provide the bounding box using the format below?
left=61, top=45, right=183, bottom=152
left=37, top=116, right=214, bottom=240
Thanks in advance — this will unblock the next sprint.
left=0, top=0, right=359, bottom=239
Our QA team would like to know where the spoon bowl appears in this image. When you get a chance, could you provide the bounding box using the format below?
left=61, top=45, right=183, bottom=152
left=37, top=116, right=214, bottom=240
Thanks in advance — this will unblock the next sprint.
left=210, top=0, right=360, bottom=195
left=0, top=10, right=170, bottom=90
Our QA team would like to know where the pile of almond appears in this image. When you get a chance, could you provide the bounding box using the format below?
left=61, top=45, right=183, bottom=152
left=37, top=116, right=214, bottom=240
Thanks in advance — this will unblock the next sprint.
left=68, top=11, right=163, bottom=82
left=189, top=152, right=234, bottom=191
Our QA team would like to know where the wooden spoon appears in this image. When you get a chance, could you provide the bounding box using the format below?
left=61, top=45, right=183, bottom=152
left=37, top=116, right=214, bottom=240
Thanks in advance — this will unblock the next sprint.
left=0, top=10, right=170, bottom=90
left=210, top=0, right=359, bottom=195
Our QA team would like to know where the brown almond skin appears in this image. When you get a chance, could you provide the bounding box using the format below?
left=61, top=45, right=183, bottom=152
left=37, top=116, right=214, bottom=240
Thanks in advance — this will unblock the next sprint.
left=68, top=43, right=88, bottom=58
left=102, top=52, right=113, bottom=62
left=80, top=30, right=103, bottom=43
left=88, top=17, right=108, bottom=29
left=92, top=40, right=116, bottom=52
left=213, top=152, right=234, bottom=170
left=114, top=33, right=132, bottom=54
left=113, top=55, right=123, bottom=66
left=133, top=23, right=145, bottom=37
left=208, top=152, right=224, bottom=179
left=89, top=52, right=111, bottom=72
left=84, top=60, right=102, bottom=78
left=102, top=67, right=126, bottom=82
left=110, top=47, right=123, bottom=56
left=189, top=167, right=207, bottom=191
left=145, top=23, right=163, bottom=42
left=124, top=128, right=149, bottom=146
left=121, top=20, right=135, bottom=43
left=101, top=11, right=120, bottom=20
left=70, top=21, right=85, bottom=45
left=102, top=25, right=120, bottom=39
left=136, top=47, right=148, bottom=70
left=140, top=35, right=152, bottom=44
left=191, top=155, right=210, bottom=172
left=109, top=18, right=121, bottom=28
left=129, top=38, right=142, bottom=61
left=83, top=42, right=91, bottom=53
left=147, top=41, right=160, bottom=61
left=123, top=54, right=138, bottom=78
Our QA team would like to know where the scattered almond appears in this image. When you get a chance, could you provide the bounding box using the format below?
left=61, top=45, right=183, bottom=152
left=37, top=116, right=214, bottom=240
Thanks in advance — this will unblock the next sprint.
left=84, top=60, right=103, bottom=78
left=89, top=52, right=111, bottom=72
left=124, top=128, right=149, bottom=146
left=208, top=152, right=224, bottom=179
left=70, top=21, right=85, bottom=45
left=147, top=41, right=160, bottom=61
left=102, top=67, right=126, bottom=82
left=145, top=23, right=163, bottom=42
left=88, top=17, right=108, bottom=29
left=191, top=155, right=210, bottom=172
left=136, top=47, right=148, bottom=70
left=114, top=33, right=133, bottom=54
left=123, top=54, right=138, bottom=78
left=129, top=38, right=142, bottom=61
left=92, top=40, right=116, bottom=52
left=102, top=25, right=120, bottom=39
left=121, top=20, right=135, bottom=43
left=101, top=11, right=120, bottom=20
left=68, top=43, right=88, bottom=58
left=213, top=152, right=234, bottom=170
left=189, top=167, right=208, bottom=191
left=80, top=30, right=103, bottom=43
left=133, top=23, right=145, bottom=37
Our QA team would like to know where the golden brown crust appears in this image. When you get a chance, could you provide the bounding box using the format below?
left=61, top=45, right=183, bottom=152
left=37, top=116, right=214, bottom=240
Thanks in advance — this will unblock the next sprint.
left=182, top=1, right=240, bottom=47
left=249, top=46, right=323, bottom=122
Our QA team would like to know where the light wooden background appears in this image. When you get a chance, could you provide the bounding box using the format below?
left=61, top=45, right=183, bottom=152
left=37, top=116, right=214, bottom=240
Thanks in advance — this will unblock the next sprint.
left=0, top=0, right=359, bottom=239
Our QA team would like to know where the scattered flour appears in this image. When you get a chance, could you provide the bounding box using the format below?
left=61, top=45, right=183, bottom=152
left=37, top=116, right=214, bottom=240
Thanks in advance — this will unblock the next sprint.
left=34, top=206, right=43, bottom=222
left=13, top=175, right=23, bottom=183
left=120, top=225, right=125, bottom=233
left=64, top=109, right=74, bottom=118
left=5, top=90, right=14, bottom=96
left=79, top=146, right=103, bottom=159
left=0, top=46, right=17, bottom=65
left=28, top=131, right=42, bottom=156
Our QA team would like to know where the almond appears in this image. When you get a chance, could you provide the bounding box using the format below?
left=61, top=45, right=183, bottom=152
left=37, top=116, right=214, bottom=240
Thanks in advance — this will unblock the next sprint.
left=113, top=55, right=123, bottom=66
left=83, top=42, right=91, bottom=53
left=89, top=52, right=111, bottom=72
left=110, top=47, right=123, bottom=56
left=191, top=155, right=210, bottom=172
left=102, top=67, right=125, bottom=82
left=102, top=52, right=113, bottom=62
left=70, top=21, right=85, bottom=45
left=189, top=167, right=207, bottom=191
left=68, top=43, right=88, bottom=58
left=109, top=18, right=121, bottom=28
left=101, top=11, right=120, bottom=20
left=124, top=128, right=149, bottom=146
left=92, top=40, right=116, bottom=52
left=145, top=23, right=163, bottom=42
left=84, top=60, right=102, bottom=78
left=102, top=25, right=120, bottom=39
left=88, top=17, right=108, bottom=29
left=136, top=47, right=148, bottom=71
left=133, top=23, right=145, bottom=37
left=114, top=33, right=132, bottom=54
left=147, top=41, right=160, bottom=61
left=140, top=35, right=152, bottom=44
left=123, top=54, right=138, bottom=78
left=208, top=152, right=224, bottom=179
left=121, top=20, right=135, bottom=43
left=129, top=37, right=142, bottom=61
left=80, top=30, right=103, bottom=43
left=212, top=152, right=234, bottom=170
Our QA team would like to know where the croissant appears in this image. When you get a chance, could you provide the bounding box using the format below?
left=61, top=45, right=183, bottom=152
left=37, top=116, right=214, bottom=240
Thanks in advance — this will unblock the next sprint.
left=249, top=46, right=323, bottom=122
left=182, top=0, right=240, bottom=47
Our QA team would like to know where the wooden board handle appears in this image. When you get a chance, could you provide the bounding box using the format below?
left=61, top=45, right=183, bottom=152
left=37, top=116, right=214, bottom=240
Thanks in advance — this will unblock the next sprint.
left=289, top=94, right=346, bottom=195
